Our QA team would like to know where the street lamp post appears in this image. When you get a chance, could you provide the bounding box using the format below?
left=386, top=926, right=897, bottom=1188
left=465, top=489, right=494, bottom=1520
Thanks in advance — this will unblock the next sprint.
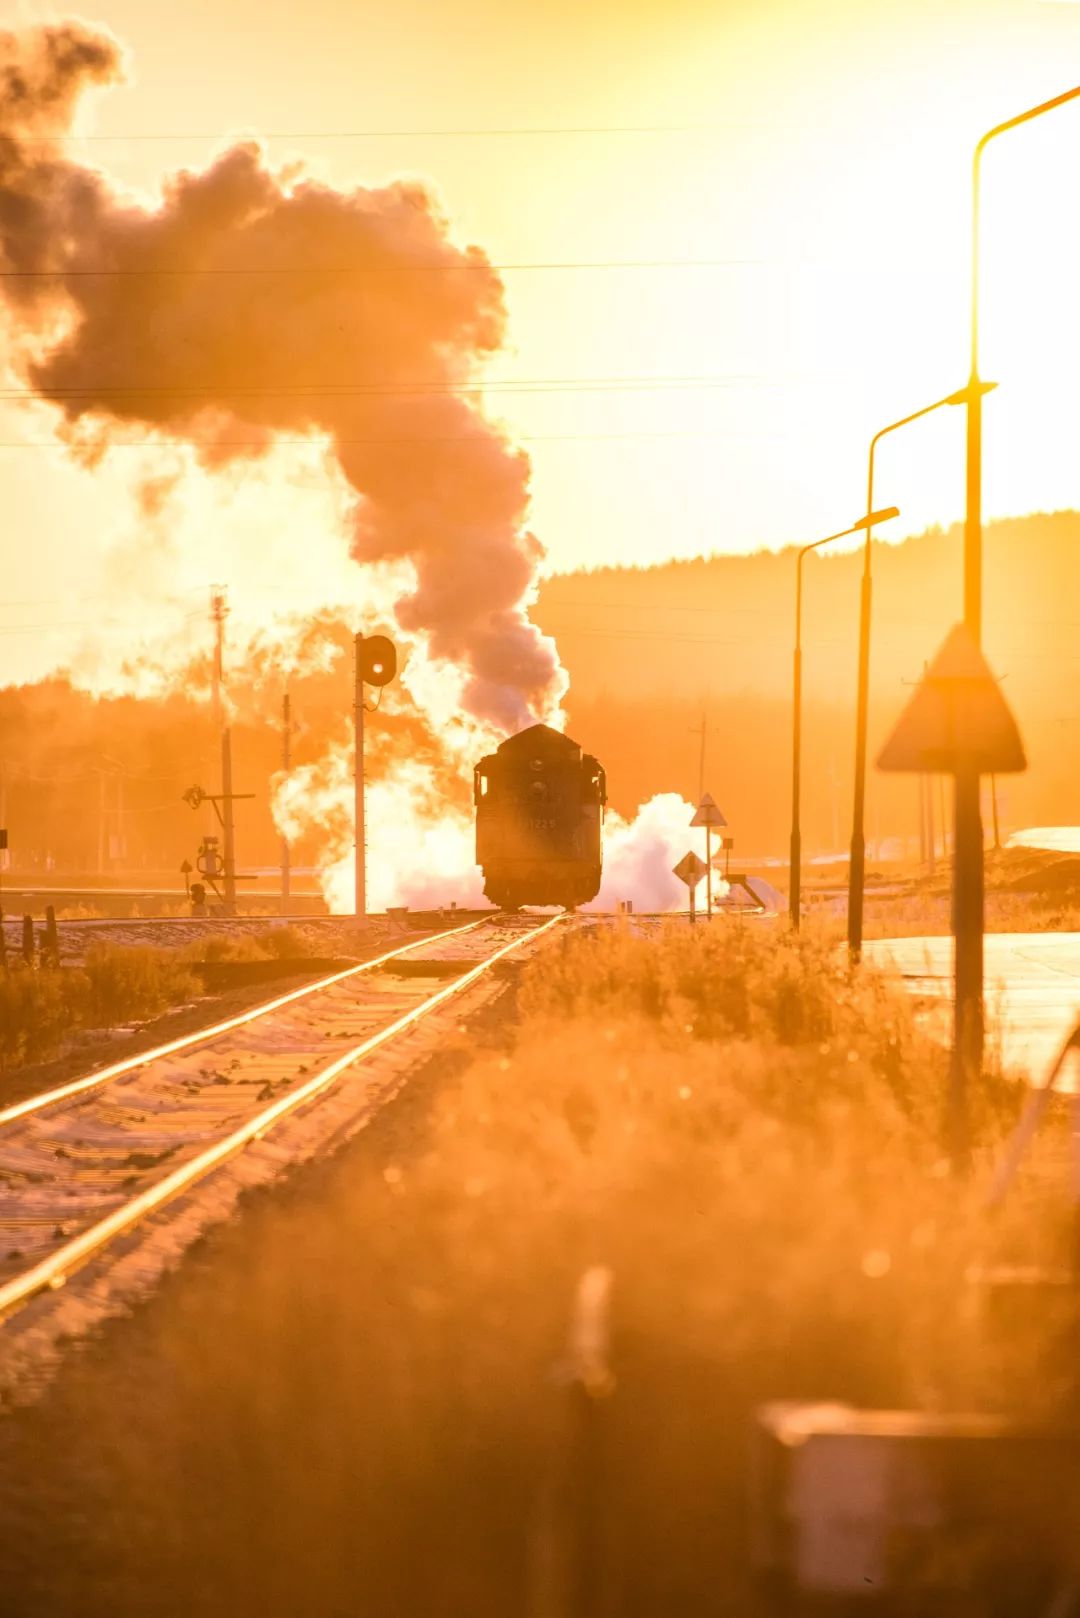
left=846, top=387, right=981, bottom=963
left=790, top=507, right=900, bottom=931
left=956, top=85, right=1080, bottom=1092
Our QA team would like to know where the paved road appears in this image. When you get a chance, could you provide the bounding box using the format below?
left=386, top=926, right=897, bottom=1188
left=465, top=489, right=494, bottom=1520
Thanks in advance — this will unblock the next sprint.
left=864, top=931, right=1080, bottom=1087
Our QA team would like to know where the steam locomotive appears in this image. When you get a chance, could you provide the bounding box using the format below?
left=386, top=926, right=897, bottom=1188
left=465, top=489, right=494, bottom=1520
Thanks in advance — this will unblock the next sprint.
left=474, top=723, right=607, bottom=909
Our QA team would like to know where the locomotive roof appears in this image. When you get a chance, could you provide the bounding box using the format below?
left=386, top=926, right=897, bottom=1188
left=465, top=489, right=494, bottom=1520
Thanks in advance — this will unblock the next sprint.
left=497, top=722, right=581, bottom=757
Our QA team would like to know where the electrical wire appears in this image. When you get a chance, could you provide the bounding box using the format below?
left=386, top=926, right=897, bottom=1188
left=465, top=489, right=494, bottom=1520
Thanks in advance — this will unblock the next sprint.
left=0, top=373, right=833, bottom=400
left=22, top=121, right=811, bottom=142
left=0, top=258, right=774, bottom=278
left=0, top=429, right=792, bottom=449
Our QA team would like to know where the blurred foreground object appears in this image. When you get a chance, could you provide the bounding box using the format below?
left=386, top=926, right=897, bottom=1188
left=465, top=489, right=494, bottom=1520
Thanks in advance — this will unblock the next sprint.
left=751, top=1401, right=1080, bottom=1613
left=532, top=1266, right=616, bottom=1618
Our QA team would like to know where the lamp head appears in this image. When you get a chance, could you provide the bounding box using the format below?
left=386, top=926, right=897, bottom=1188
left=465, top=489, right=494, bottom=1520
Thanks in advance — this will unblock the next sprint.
left=853, top=505, right=900, bottom=531
left=946, top=381, right=998, bottom=406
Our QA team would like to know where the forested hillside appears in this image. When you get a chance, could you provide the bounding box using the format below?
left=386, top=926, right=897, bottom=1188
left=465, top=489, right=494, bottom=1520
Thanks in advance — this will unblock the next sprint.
left=2, top=513, right=1077, bottom=872
left=535, top=511, right=1080, bottom=853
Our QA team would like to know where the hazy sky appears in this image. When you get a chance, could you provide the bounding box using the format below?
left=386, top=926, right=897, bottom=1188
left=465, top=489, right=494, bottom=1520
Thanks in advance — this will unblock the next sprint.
left=3, top=0, right=1080, bottom=682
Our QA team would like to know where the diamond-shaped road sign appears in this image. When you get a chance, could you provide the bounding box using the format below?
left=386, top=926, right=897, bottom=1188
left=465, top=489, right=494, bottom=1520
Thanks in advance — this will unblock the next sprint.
left=673, top=850, right=708, bottom=888
left=877, top=623, right=1026, bottom=777
left=690, top=792, right=728, bottom=829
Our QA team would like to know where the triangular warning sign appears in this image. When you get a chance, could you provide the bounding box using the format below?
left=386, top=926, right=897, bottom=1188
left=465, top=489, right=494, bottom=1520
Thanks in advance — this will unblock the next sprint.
left=877, top=624, right=1026, bottom=775
left=690, top=793, right=728, bottom=828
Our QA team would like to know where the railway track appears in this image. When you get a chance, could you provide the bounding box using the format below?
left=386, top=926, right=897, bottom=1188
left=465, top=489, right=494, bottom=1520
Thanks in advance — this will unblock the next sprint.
left=0, top=913, right=561, bottom=1338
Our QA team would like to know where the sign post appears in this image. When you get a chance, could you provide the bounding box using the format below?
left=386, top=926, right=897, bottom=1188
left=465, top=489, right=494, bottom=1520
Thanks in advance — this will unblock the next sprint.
left=673, top=850, right=708, bottom=925
left=877, top=624, right=1026, bottom=1170
left=690, top=794, right=728, bottom=920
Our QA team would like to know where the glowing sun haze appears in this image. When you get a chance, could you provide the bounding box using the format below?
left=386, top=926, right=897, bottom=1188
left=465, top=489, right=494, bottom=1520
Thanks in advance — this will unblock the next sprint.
left=3, top=0, right=1080, bottom=691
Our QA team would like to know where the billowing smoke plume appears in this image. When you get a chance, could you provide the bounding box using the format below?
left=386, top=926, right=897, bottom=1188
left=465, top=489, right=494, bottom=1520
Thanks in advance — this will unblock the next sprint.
left=0, top=21, right=564, bottom=730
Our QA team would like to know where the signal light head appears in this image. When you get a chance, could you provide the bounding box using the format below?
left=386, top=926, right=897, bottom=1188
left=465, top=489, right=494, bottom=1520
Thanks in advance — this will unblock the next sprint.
left=358, top=633, right=397, bottom=688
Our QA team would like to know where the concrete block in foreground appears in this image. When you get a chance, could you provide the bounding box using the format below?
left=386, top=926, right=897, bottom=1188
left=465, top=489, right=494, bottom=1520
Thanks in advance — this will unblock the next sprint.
left=750, top=1400, right=1080, bottom=1610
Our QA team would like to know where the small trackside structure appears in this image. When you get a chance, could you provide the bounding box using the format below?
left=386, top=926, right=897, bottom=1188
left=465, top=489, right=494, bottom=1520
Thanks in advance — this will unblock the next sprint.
left=474, top=724, right=606, bottom=910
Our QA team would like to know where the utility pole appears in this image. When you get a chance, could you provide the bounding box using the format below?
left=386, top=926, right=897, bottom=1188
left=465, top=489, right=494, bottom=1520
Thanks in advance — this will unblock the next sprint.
left=691, top=713, right=709, bottom=801
left=351, top=632, right=397, bottom=920
left=281, top=687, right=292, bottom=916
left=990, top=775, right=1001, bottom=852
left=791, top=514, right=897, bottom=931
left=211, top=591, right=238, bottom=914
left=97, top=768, right=107, bottom=875
left=918, top=777, right=928, bottom=870
left=955, top=85, right=1080, bottom=1137
left=354, top=635, right=365, bottom=919
left=115, top=772, right=125, bottom=868
left=0, top=769, right=7, bottom=963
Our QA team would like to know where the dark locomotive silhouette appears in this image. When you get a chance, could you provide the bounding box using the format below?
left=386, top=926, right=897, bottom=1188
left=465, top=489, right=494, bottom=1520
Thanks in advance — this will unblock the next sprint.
left=474, top=724, right=607, bottom=909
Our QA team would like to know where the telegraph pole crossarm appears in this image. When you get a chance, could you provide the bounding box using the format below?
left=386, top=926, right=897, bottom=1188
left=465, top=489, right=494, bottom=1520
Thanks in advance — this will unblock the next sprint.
left=182, top=785, right=255, bottom=830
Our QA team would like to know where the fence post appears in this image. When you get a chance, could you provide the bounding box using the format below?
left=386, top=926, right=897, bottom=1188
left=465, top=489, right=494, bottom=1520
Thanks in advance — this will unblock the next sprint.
left=43, top=905, right=60, bottom=967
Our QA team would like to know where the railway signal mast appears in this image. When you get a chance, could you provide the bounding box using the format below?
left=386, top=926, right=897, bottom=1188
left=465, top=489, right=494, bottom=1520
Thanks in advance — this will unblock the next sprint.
left=281, top=687, right=293, bottom=916
left=354, top=633, right=397, bottom=918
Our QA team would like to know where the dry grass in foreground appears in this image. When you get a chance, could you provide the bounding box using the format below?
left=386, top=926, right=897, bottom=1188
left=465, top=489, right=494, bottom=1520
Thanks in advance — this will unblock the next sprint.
left=180, top=925, right=315, bottom=964
left=858, top=888, right=1080, bottom=939
left=0, top=928, right=321, bottom=1073
left=0, top=943, right=199, bottom=1072
left=1, top=920, right=1075, bottom=1617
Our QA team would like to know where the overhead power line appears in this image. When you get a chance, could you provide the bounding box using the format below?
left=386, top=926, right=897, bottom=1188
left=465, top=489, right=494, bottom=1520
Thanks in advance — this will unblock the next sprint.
left=0, top=429, right=793, bottom=448
left=0, top=258, right=772, bottom=278
left=0, top=618, right=201, bottom=634
left=0, top=373, right=832, bottom=401
left=24, top=121, right=811, bottom=143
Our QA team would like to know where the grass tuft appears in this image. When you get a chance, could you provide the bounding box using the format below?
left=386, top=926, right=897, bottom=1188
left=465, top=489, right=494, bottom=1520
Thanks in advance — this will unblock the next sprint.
left=0, top=943, right=198, bottom=1072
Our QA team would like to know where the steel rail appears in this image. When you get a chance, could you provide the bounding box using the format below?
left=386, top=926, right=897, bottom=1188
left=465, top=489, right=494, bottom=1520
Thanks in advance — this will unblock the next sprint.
left=1, top=912, right=352, bottom=927
left=0, top=918, right=485, bottom=1129
left=0, top=914, right=561, bottom=1323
